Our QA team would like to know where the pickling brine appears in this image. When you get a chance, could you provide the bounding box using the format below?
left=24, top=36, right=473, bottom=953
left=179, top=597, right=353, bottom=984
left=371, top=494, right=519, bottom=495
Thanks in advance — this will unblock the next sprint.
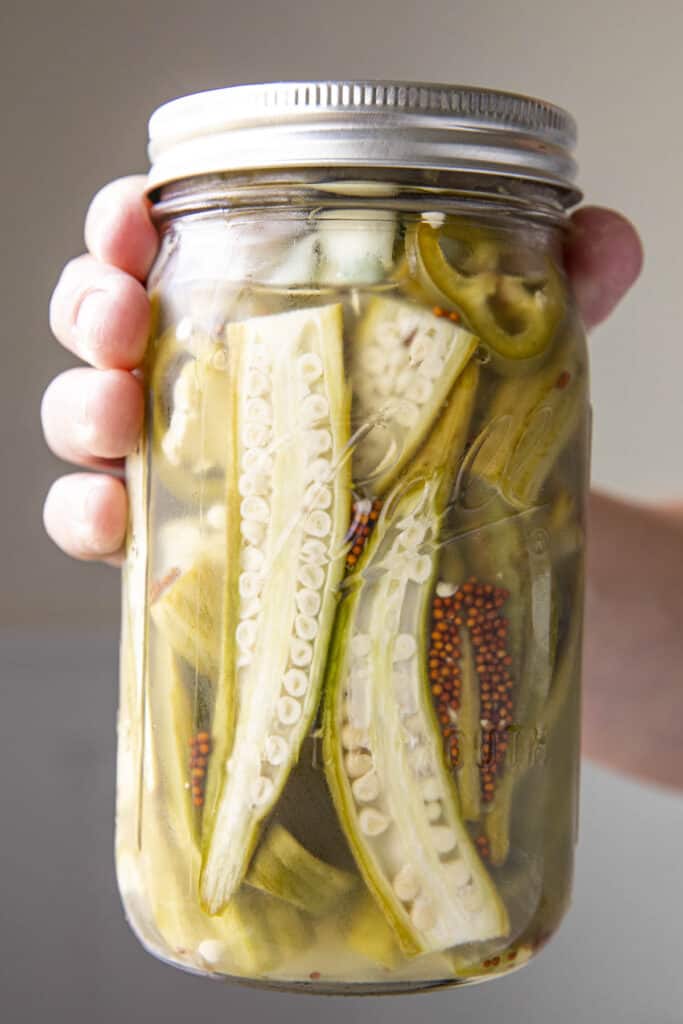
left=116, top=82, right=588, bottom=994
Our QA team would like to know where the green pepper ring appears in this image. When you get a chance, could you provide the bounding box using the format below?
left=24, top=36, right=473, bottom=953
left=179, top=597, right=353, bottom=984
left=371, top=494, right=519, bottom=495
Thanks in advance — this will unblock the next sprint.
left=405, top=222, right=566, bottom=361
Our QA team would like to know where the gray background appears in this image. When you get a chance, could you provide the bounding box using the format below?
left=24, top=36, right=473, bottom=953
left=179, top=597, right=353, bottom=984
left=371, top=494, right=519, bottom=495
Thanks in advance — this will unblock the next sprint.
left=2, top=0, right=682, bottom=1021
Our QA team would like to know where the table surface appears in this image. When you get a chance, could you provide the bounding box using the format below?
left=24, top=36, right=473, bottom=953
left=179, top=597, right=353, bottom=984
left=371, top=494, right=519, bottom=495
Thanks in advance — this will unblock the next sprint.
left=2, top=627, right=681, bottom=1024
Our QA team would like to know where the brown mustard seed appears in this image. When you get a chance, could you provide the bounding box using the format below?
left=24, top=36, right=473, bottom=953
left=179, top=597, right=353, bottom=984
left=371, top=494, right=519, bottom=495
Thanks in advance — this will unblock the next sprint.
left=189, top=731, right=213, bottom=808
left=428, top=575, right=515, bottom=801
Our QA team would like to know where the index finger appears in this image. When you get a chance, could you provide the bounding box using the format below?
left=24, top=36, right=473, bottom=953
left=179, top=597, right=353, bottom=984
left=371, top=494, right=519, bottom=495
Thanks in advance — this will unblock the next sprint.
left=84, top=175, right=159, bottom=281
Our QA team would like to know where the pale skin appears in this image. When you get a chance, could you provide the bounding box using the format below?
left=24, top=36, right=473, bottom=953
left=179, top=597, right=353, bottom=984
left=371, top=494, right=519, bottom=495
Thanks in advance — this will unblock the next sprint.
left=42, top=177, right=682, bottom=791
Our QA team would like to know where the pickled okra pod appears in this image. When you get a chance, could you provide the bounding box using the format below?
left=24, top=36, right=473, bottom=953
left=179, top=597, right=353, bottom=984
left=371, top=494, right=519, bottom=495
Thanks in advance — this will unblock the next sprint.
left=406, top=220, right=566, bottom=361
left=469, top=337, right=584, bottom=510
left=151, top=555, right=224, bottom=680
left=324, top=362, right=510, bottom=955
left=247, top=824, right=357, bottom=916
left=200, top=304, right=351, bottom=915
left=350, top=296, right=478, bottom=492
left=151, top=331, right=233, bottom=503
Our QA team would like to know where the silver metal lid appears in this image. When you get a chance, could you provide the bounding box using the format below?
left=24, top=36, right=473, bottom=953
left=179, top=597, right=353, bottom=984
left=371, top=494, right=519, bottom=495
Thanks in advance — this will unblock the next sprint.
left=148, top=81, right=578, bottom=199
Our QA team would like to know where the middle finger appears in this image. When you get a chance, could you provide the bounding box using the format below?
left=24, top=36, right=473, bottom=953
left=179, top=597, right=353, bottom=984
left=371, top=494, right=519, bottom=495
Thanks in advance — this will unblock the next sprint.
left=41, top=366, right=144, bottom=468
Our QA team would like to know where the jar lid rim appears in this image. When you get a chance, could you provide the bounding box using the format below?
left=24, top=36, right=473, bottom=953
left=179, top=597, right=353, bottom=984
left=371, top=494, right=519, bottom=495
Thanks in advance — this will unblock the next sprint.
left=147, top=81, right=579, bottom=200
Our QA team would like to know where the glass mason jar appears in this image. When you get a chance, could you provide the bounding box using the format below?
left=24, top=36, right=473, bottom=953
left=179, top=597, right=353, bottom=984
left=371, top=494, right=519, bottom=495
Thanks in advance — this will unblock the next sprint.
left=116, top=82, right=589, bottom=994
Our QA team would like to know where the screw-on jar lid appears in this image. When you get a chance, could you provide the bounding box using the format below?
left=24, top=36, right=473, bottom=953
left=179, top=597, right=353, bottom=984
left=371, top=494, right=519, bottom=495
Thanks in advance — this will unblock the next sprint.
left=148, top=81, right=579, bottom=201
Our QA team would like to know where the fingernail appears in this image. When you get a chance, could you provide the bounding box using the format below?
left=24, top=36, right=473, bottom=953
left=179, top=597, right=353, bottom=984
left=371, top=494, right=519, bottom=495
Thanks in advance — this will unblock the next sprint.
left=76, top=288, right=114, bottom=362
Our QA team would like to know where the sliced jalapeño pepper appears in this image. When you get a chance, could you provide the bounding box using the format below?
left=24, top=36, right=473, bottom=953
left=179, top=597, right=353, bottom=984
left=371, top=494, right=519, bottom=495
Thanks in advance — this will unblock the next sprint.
left=406, top=221, right=566, bottom=361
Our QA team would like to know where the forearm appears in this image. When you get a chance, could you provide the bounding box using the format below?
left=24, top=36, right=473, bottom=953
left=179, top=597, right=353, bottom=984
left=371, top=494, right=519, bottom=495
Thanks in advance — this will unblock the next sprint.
left=582, top=492, right=683, bottom=789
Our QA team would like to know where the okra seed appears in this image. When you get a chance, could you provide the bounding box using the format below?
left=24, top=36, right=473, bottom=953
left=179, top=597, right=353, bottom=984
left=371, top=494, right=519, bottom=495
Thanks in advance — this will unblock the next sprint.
left=277, top=696, right=303, bottom=726
left=449, top=858, right=472, bottom=887
left=460, top=881, right=484, bottom=913
left=419, top=354, right=444, bottom=380
left=298, top=562, right=326, bottom=589
left=242, top=448, right=272, bottom=474
left=392, top=864, right=420, bottom=903
left=394, top=368, right=413, bottom=394
left=305, top=429, right=332, bottom=454
left=422, top=778, right=442, bottom=802
left=240, top=596, right=261, bottom=619
left=290, top=639, right=313, bottom=667
left=307, top=457, right=332, bottom=482
left=408, top=335, right=429, bottom=364
left=241, top=545, right=266, bottom=573
left=239, top=516, right=265, bottom=544
left=411, top=898, right=436, bottom=931
left=351, top=633, right=371, bottom=659
left=425, top=801, right=442, bottom=822
left=301, top=393, right=330, bottom=425
left=399, top=522, right=427, bottom=549
left=375, top=322, right=401, bottom=349
left=401, top=713, right=422, bottom=735
left=410, top=555, right=433, bottom=584
left=251, top=776, right=275, bottom=806
left=394, top=399, right=419, bottom=428
left=411, top=747, right=434, bottom=776
left=305, top=484, right=333, bottom=510
left=352, top=770, right=381, bottom=803
left=241, top=496, right=270, bottom=523
left=242, top=422, right=270, bottom=448
left=412, top=377, right=433, bottom=404
left=236, top=620, right=257, bottom=651
left=283, top=668, right=308, bottom=697
left=360, top=345, right=387, bottom=375
left=297, top=352, right=324, bottom=382
left=305, top=511, right=332, bottom=538
left=341, top=724, right=370, bottom=750
left=248, top=346, right=271, bottom=372
left=431, top=826, right=458, bottom=854
left=239, top=572, right=263, bottom=599
left=295, top=614, right=319, bottom=641
left=238, top=472, right=268, bottom=497
left=375, top=375, right=395, bottom=397
left=245, top=369, right=269, bottom=396
left=296, top=588, right=321, bottom=616
left=394, top=633, right=417, bottom=661
left=346, top=752, right=374, bottom=778
left=358, top=808, right=390, bottom=837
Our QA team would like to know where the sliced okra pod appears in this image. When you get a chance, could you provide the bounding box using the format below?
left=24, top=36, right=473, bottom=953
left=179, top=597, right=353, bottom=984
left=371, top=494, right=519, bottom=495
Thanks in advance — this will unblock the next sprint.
left=150, top=555, right=224, bottom=680
left=350, top=296, right=478, bottom=493
left=469, top=338, right=585, bottom=510
left=151, top=330, right=233, bottom=503
left=200, top=304, right=351, bottom=915
left=247, top=824, right=357, bottom=916
left=324, top=363, right=510, bottom=955
left=342, top=892, right=402, bottom=969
